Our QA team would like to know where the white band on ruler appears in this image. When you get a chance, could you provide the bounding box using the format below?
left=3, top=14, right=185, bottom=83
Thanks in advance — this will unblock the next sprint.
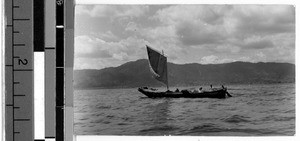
left=34, top=52, right=45, bottom=139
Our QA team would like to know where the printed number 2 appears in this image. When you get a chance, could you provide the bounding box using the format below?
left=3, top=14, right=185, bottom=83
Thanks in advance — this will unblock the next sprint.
left=18, top=59, right=28, bottom=65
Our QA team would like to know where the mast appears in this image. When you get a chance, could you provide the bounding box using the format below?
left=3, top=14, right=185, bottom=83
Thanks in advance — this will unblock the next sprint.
left=162, top=49, right=169, bottom=90
left=166, top=60, right=169, bottom=90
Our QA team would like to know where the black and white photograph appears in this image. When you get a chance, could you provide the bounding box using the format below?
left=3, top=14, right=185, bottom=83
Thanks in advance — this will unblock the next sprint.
left=73, top=4, right=295, bottom=136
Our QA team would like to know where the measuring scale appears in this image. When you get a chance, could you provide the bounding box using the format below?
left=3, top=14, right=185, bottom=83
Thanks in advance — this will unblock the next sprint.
left=4, top=0, right=74, bottom=141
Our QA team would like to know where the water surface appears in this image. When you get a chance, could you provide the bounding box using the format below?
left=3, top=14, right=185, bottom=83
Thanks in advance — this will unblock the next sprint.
left=74, top=83, right=295, bottom=136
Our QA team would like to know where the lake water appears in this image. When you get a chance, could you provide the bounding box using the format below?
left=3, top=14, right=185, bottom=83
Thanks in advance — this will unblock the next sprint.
left=74, top=83, right=295, bottom=136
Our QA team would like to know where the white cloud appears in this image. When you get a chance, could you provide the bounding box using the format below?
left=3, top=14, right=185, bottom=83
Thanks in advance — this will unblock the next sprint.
left=112, top=52, right=129, bottom=61
left=231, top=5, right=295, bottom=36
left=125, top=22, right=138, bottom=32
left=215, top=44, right=240, bottom=53
left=75, top=5, right=295, bottom=69
left=153, top=5, right=227, bottom=25
left=200, top=55, right=234, bottom=64
left=256, top=52, right=266, bottom=58
left=91, top=31, right=119, bottom=41
left=74, top=34, right=151, bottom=69
left=243, top=38, right=274, bottom=50
left=151, top=5, right=294, bottom=47
left=76, top=5, right=149, bottom=19
left=201, top=55, right=219, bottom=64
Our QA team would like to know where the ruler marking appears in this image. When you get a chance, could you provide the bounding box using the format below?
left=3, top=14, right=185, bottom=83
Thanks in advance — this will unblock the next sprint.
left=13, top=56, right=20, bottom=58
left=13, top=107, right=20, bottom=109
left=56, top=25, right=64, bottom=28
left=13, top=132, right=20, bottom=134
left=6, top=104, right=14, bottom=106
left=13, top=6, right=19, bottom=8
left=6, top=65, right=13, bottom=67
left=14, top=94, right=26, bottom=97
left=7, top=25, right=13, bottom=27
left=13, top=82, right=20, bottom=84
left=45, top=47, right=55, bottom=50
left=13, top=18, right=30, bottom=21
left=14, top=119, right=30, bottom=121
left=13, top=44, right=25, bottom=46
left=45, top=137, right=55, bottom=138
left=13, top=69, right=33, bottom=71
left=12, top=0, right=14, bottom=140
left=13, top=31, right=20, bottom=33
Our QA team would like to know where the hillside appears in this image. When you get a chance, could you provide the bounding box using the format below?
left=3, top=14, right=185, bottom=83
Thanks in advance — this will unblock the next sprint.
left=73, top=59, right=295, bottom=89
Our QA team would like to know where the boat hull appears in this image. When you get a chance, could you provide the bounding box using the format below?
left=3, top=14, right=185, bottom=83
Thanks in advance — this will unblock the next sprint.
left=138, top=87, right=227, bottom=98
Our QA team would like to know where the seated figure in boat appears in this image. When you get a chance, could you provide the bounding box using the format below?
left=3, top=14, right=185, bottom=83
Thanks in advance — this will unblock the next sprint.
left=150, top=88, right=157, bottom=91
left=166, top=89, right=173, bottom=92
left=192, top=89, right=198, bottom=93
left=199, top=87, right=203, bottom=93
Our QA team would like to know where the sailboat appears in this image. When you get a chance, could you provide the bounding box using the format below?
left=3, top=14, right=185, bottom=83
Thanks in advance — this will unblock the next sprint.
left=138, top=45, right=232, bottom=98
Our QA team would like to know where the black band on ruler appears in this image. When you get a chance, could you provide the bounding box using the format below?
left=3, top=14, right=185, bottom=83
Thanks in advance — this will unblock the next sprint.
left=56, top=65, right=64, bottom=141
left=56, top=0, right=64, bottom=141
left=56, top=28, right=64, bottom=67
left=56, top=107, right=64, bottom=141
left=56, top=0, right=64, bottom=25
left=34, top=0, right=44, bottom=52
left=56, top=68, right=64, bottom=106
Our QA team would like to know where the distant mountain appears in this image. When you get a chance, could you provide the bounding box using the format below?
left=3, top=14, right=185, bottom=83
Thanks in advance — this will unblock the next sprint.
left=73, top=59, right=295, bottom=89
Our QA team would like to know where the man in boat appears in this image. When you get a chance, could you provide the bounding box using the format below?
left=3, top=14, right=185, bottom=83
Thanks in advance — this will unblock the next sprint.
left=199, top=87, right=203, bottom=92
left=175, top=88, right=180, bottom=92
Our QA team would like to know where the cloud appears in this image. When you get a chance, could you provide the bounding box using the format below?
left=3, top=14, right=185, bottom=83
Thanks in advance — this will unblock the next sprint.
left=240, top=36, right=274, bottom=50
left=153, top=5, right=227, bottom=25
left=243, top=39, right=274, bottom=50
left=150, top=5, right=294, bottom=47
left=151, top=5, right=228, bottom=46
left=176, top=22, right=225, bottom=46
left=74, top=35, right=116, bottom=59
left=200, top=55, right=234, bottom=64
left=200, top=55, right=219, bottom=64
left=231, top=5, right=295, bottom=36
left=75, top=35, right=149, bottom=58
left=74, top=5, right=295, bottom=69
left=76, top=5, right=149, bottom=19
left=215, top=44, right=240, bottom=53
left=125, top=22, right=138, bottom=32
left=74, top=35, right=151, bottom=69
left=91, top=31, right=119, bottom=42
left=256, top=52, right=266, bottom=58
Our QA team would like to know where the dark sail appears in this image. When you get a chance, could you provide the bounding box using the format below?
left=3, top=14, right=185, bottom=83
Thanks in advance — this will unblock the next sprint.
left=146, top=45, right=168, bottom=88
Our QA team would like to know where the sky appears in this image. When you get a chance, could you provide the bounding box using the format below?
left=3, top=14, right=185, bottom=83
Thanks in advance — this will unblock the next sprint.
left=74, top=5, right=295, bottom=70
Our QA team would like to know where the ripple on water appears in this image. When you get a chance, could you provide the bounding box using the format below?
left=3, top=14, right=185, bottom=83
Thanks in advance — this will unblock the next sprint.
left=185, top=123, right=280, bottom=136
left=139, top=125, right=180, bottom=135
left=74, top=84, right=295, bottom=135
left=223, top=115, right=251, bottom=123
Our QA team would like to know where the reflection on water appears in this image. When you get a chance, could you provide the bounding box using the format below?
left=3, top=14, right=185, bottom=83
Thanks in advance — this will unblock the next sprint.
left=139, top=99, right=174, bottom=135
left=74, top=83, right=295, bottom=136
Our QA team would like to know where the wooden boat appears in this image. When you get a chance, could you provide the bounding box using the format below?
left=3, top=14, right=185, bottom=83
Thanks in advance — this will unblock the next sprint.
left=138, top=45, right=232, bottom=98
left=138, top=87, right=229, bottom=98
